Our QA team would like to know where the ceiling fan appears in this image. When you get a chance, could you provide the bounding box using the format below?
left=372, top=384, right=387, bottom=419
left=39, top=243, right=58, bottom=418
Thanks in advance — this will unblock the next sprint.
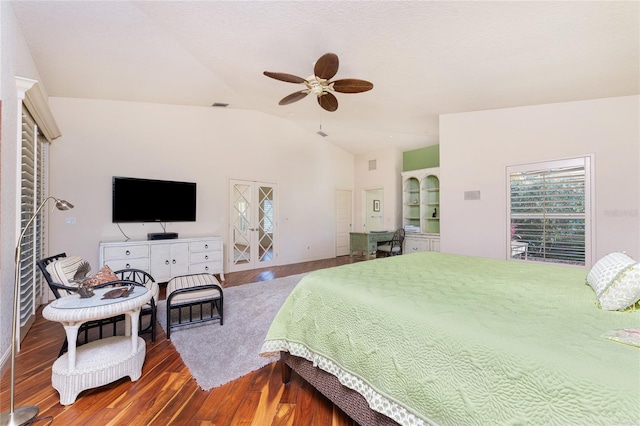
left=263, top=53, right=373, bottom=112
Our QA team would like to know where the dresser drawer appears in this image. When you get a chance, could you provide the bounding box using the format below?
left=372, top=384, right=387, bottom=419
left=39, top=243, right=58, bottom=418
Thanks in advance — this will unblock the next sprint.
left=190, top=251, right=222, bottom=264
left=103, top=244, right=149, bottom=260
left=190, top=239, right=221, bottom=253
left=189, top=262, right=221, bottom=275
left=104, top=257, right=149, bottom=272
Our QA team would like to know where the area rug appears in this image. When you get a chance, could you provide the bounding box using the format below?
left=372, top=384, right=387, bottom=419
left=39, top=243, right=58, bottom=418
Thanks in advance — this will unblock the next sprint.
left=156, top=273, right=306, bottom=390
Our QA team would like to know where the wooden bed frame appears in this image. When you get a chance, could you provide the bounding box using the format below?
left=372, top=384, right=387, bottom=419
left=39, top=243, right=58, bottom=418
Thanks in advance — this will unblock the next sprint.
left=280, top=352, right=400, bottom=426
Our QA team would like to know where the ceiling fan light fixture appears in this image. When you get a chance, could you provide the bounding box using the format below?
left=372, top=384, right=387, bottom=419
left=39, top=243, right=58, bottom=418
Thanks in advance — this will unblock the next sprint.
left=264, top=53, right=373, bottom=112
left=305, top=76, right=326, bottom=96
left=211, top=102, right=229, bottom=107
left=317, top=130, right=328, bottom=137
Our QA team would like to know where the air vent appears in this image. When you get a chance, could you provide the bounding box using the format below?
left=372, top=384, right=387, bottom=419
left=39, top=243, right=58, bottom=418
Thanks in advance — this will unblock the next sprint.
left=368, top=160, right=377, bottom=171
left=211, top=102, right=229, bottom=107
left=464, top=190, right=481, bottom=201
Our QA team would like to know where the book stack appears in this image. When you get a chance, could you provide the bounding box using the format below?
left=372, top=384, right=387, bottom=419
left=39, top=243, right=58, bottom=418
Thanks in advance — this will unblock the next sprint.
left=404, top=225, right=420, bottom=233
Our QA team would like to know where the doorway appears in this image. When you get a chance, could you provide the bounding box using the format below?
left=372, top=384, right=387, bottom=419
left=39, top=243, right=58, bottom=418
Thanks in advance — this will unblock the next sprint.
left=228, top=179, right=278, bottom=272
left=364, top=188, right=384, bottom=232
left=335, top=189, right=352, bottom=256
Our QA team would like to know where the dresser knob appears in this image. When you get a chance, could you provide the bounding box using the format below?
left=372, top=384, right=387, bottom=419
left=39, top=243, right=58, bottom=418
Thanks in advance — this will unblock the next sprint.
left=205, top=244, right=209, bottom=249
left=165, top=260, right=169, bottom=265
left=205, top=266, right=209, bottom=271
left=172, top=259, right=176, bottom=264
left=126, top=263, right=130, bottom=268
left=205, top=255, right=209, bottom=260
left=126, top=250, right=130, bottom=256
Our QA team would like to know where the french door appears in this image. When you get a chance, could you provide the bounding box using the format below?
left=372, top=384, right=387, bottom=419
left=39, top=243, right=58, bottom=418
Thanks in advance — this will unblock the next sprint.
left=229, top=180, right=278, bottom=272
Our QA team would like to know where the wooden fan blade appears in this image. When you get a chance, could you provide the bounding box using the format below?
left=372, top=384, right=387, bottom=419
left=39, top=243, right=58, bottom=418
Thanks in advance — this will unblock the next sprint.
left=279, top=91, right=309, bottom=105
left=263, top=71, right=307, bottom=84
left=332, top=79, right=374, bottom=93
left=314, top=53, right=339, bottom=80
left=318, top=92, right=338, bottom=112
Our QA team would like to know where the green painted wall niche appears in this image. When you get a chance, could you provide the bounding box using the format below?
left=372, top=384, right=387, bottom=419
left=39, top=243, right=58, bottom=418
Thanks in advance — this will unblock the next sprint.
left=403, top=145, right=439, bottom=171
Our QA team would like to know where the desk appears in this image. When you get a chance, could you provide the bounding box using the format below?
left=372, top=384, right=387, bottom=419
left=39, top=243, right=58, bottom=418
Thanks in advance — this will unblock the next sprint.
left=42, top=286, right=152, bottom=405
left=349, top=231, right=394, bottom=261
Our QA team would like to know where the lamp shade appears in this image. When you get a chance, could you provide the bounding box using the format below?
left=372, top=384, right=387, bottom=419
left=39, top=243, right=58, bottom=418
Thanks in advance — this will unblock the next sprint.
left=54, top=199, right=73, bottom=210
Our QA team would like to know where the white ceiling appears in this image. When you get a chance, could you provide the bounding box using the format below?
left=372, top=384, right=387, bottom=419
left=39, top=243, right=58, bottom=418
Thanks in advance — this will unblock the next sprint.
left=11, top=1, right=639, bottom=155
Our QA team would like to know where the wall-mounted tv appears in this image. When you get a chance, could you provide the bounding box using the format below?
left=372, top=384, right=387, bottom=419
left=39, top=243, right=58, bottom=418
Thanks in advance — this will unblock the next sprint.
left=112, top=176, right=197, bottom=223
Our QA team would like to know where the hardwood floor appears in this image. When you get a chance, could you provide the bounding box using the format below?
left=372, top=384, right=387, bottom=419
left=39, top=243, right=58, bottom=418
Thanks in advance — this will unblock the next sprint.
left=1, top=256, right=363, bottom=425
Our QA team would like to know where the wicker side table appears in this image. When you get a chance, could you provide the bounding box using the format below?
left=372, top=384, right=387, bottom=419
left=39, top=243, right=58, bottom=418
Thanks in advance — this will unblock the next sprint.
left=42, top=286, right=152, bottom=405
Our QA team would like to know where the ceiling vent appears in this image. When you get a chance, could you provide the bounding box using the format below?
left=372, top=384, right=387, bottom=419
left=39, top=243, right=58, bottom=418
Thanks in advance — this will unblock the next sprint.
left=368, top=159, right=377, bottom=171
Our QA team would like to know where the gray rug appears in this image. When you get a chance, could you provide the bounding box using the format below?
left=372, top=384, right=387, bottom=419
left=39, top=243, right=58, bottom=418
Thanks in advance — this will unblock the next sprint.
left=156, top=273, right=306, bottom=390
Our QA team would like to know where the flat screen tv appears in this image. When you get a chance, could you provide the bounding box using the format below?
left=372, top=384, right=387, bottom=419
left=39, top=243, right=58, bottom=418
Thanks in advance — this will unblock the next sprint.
left=112, top=176, right=197, bottom=223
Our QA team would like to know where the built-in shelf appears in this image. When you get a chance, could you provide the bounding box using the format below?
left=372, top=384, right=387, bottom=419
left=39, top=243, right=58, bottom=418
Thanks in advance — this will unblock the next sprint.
left=401, top=167, right=440, bottom=252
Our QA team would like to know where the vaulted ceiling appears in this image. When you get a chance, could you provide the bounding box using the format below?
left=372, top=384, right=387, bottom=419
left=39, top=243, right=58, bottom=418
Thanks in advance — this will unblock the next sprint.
left=11, top=1, right=639, bottom=155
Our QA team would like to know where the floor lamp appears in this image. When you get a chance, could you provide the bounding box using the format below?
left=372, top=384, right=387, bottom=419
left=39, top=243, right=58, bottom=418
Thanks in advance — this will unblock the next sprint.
left=1, top=197, right=73, bottom=426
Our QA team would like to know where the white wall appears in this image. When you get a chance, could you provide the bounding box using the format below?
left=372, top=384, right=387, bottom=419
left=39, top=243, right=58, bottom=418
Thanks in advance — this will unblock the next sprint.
left=353, top=147, right=403, bottom=232
left=440, top=95, right=639, bottom=263
left=47, top=98, right=354, bottom=270
left=0, top=1, right=51, bottom=374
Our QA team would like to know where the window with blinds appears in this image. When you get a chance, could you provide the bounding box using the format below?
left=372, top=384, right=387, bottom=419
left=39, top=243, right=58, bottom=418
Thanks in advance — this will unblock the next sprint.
left=508, top=156, right=592, bottom=266
left=19, top=108, right=47, bottom=332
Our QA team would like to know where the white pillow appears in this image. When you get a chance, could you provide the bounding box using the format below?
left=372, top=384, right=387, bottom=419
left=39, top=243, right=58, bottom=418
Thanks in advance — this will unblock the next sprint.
left=46, top=256, right=85, bottom=296
left=586, top=252, right=640, bottom=311
left=586, top=252, right=635, bottom=295
left=598, top=262, right=640, bottom=311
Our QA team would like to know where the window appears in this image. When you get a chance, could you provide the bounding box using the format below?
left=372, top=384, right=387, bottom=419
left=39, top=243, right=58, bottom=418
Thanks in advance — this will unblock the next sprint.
left=19, top=107, right=49, bottom=334
left=507, top=156, right=592, bottom=266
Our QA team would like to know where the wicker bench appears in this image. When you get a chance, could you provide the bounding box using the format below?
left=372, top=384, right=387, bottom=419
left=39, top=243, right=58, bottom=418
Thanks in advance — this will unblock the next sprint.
left=165, top=273, right=224, bottom=339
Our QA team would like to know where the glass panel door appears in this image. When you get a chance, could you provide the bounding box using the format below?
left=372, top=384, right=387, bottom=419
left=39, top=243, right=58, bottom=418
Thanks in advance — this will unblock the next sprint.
left=231, top=182, right=252, bottom=267
left=229, top=180, right=277, bottom=272
left=258, top=185, right=275, bottom=263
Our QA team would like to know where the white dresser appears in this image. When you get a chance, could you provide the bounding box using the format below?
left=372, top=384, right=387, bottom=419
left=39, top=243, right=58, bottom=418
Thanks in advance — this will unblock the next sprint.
left=99, top=236, right=224, bottom=283
left=404, top=233, right=440, bottom=254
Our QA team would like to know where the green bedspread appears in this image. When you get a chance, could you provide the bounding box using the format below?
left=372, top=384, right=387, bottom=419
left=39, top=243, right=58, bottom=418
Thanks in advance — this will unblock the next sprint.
left=260, top=252, right=640, bottom=426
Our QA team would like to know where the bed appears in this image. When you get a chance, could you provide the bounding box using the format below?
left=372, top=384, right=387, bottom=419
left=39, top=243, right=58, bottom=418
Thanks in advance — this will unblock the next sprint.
left=260, top=252, right=640, bottom=425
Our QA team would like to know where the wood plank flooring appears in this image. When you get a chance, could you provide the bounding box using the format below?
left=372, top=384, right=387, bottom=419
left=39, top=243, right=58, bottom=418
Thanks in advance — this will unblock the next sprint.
left=1, top=256, right=363, bottom=425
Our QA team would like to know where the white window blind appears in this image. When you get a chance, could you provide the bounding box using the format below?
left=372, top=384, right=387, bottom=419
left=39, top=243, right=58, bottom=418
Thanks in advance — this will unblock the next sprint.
left=508, top=157, right=592, bottom=266
left=19, top=108, right=47, bottom=330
